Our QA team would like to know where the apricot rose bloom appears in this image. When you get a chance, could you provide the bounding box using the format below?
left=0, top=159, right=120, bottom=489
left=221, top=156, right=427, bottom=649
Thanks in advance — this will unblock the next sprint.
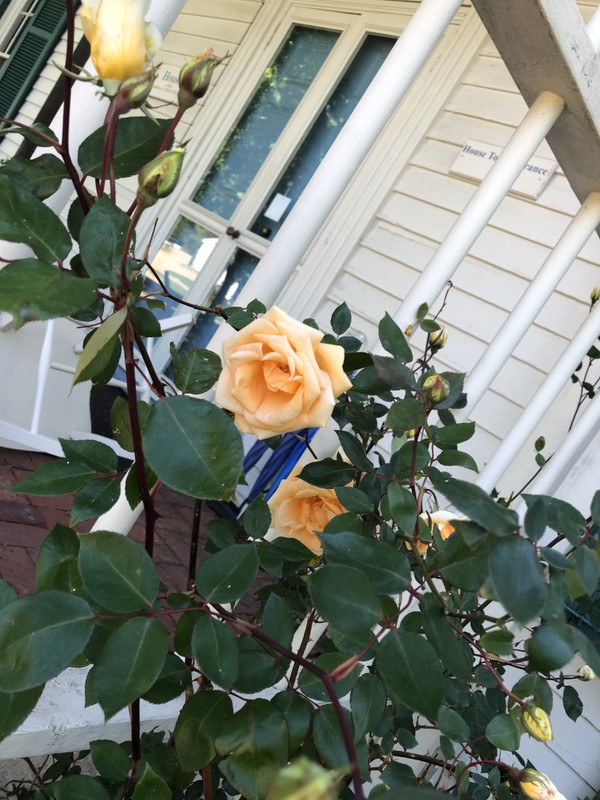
left=81, top=0, right=162, bottom=88
left=408, top=510, right=456, bottom=556
left=268, top=471, right=346, bottom=554
left=215, top=307, right=352, bottom=439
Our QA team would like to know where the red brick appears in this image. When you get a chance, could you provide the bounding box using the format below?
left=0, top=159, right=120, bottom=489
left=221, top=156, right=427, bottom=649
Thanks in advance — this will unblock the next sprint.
left=0, top=544, right=36, bottom=594
left=39, top=507, right=72, bottom=531
left=0, top=522, right=48, bottom=548
left=0, top=500, right=45, bottom=526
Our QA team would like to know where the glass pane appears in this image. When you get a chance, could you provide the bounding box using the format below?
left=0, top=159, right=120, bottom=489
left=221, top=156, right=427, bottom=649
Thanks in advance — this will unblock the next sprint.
left=251, top=35, right=395, bottom=241
left=145, top=218, right=219, bottom=319
left=192, top=26, right=339, bottom=220
left=175, top=248, right=260, bottom=353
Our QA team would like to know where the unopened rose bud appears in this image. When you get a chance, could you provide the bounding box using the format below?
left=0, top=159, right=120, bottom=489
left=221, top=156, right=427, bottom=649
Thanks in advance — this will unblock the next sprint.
left=267, top=758, right=342, bottom=800
left=521, top=703, right=552, bottom=742
left=113, top=67, right=157, bottom=113
left=518, top=769, right=559, bottom=800
left=591, top=286, right=600, bottom=306
left=405, top=324, right=414, bottom=337
left=578, top=664, right=595, bottom=681
left=422, top=374, right=450, bottom=404
left=137, top=147, right=185, bottom=208
left=429, top=327, right=448, bottom=351
left=178, top=48, right=222, bottom=111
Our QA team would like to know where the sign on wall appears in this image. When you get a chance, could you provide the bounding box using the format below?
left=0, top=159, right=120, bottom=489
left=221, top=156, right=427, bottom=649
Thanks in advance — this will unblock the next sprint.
left=450, top=139, right=558, bottom=200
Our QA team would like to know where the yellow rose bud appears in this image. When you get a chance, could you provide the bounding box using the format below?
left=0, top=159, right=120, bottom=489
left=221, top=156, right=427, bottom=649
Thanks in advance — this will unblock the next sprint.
left=113, top=67, right=157, bottom=113
left=578, top=664, right=595, bottom=681
left=267, top=758, right=343, bottom=800
left=591, top=286, right=600, bottom=305
left=519, top=769, right=562, bottom=800
left=521, top=703, right=553, bottom=742
left=429, top=326, right=448, bottom=351
left=81, top=0, right=162, bottom=94
left=422, top=374, right=450, bottom=404
left=137, top=148, right=185, bottom=208
left=178, top=48, right=222, bottom=111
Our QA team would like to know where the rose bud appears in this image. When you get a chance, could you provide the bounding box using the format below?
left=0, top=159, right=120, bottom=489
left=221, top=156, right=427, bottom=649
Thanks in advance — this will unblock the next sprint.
left=518, top=769, right=565, bottom=800
left=267, top=758, right=342, bottom=800
left=178, top=48, right=222, bottom=111
left=578, top=664, right=595, bottom=681
left=422, top=374, right=450, bottom=404
left=137, top=147, right=185, bottom=208
left=429, top=326, right=448, bottom=351
left=113, top=67, right=157, bottom=114
left=521, top=703, right=553, bottom=742
left=591, top=286, right=600, bottom=306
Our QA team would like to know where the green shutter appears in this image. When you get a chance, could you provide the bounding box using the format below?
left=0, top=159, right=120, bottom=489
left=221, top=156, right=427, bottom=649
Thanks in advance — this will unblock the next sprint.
left=0, top=0, right=80, bottom=121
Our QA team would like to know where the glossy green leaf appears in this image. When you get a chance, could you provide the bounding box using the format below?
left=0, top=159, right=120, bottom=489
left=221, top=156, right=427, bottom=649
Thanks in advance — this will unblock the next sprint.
left=73, top=308, right=127, bottom=386
left=192, top=615, right=239, bottom=690
left=94, top=616, right=168, bottom=719
left=0, top=581, right=17, bottom=610
left=512, top=673, right=553, bottom=711
left=434, top=422, right=476, bottom=446
left=313, top=705, right=366, bottom=772
left=71, top=477, right=121, bottom=525
left=485, top=713, right=520, bottom=751
left=527, top=623, right=575, bottom=672
left=11, top=458, right=94, bottom=496
left=243, top=495, right=271, bottom=539
left=0, top=154, right=67, bottom=200
left=371, top=356, right=417, bottom=391
left=522, top=494, right=586, bottom=544
left=174, top=690, right=232, bottom=772
left=489, top=537, right=547, bottom=624
left=78, top=530, right=159, bottom=612
left=336, top=430, right=374, bottom=473
left=52, top=775, right=110, bottom=799
left=386, top=397, right=427, bottom=434
left=232, top=638, right=280, bottom=693
left=563, top=685, right=583, bottom=722
left=319, top=532, right=410, bottom=594
left=571, top=545, right=600, bottom=596
left=480, top=630, right=514, bottom=657
left=170, top=343, right=222, bottom=394
left=430, top=474, right=518, bottom=536
left=90, top=739, right=131, bottom=781
left=79, top=117, right=173, bottom=178
left=196, top=544, right=258, bottom=603
left=59, top=438, right=118, bottom=473
left=351, top=673, right=387, bottom=740
left=131, top=764, right=172, bottom=799
left=0, top=174, right=71, bottom=262
left=0, top=686, right=44, bottom=744
left=0, top=121, right=58, bottom=147
left=272, top=691, right=312, bottom=753
left=437, top=705, right=470, bottom=742
left=379, top=312, right=413, bottom=361
left=298, top=459, right=356, bottom=488
left=387, top=483, right=418, bottom=536
left=35, top=523, right=83, bottom=594
left=143, top=396, right=244, bottom=500
left=142, top=651, right=189, bottom=704
left=298, top=652, right=360, bottom=702
left=261, top=593, right=294, bottom=649
left=376, top=629, right=444, bottom=720
left=331, top=301, right=352, bottom=335
left=334, top=486, right=373, bottom=513
left=439, top=534, right=495, bottom=591
left=420, top=594, right=473, bottom=681
left=307, top=565, right=382, bottom=632
left=0, top=260, right=96, bottom=328
left=0, top=591, right=93, bottom=691
left=110, top=395, right=149, bottom=453
left=79, top=196, right=131, bottom=285
left=436, top=450, right=478, bottom=472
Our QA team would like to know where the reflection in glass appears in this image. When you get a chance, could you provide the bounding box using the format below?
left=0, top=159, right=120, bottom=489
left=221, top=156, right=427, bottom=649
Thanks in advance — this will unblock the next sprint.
left=192, top=26, right=339, bottom=220
left=251, top=35, right=395, bottom=241
left=145, top=218, right=218, bottom=318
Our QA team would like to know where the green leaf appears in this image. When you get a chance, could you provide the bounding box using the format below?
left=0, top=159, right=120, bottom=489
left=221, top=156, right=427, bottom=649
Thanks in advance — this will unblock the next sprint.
left=90, top=739, right=131, bottom=781
left=78, top=530, right=160, bottom=612
left=379, top=312, right=413, bottom=361
left=524, top=496, right=547, bottom=542
left=434, top=422, right=476, bottom=446
left=489, top=537, right=547, bottom=624
left=0, top=260, right=96, bottom=328
left=335, top=486, right=373, bottom=513
left=143, top=396, right=244, bottom=500
left=73, top=308, right=127, bottom=386
left=60, top=438, right=118, bottom=473
left=372, top=355, right=417, bottom=391
left=336, top=430, right=374, bottom=473
left=420, top=594, right=473, bottom=681
left=130, top=305, right=161, bottom=337
left=313, top=705, right=366, bottom=772
left=319, top=532, right=410, bottom=594
left=170, top=343, right=222, bottom=394
left=0, top=154, right=67, bottom=200
left=386, top=397, right=427, bottom=434
left=261, top=593, right=294, bottom=649
left=131, top=764, right=172, bottom=800
left=192, top=615, right=239, bottom=690
left=430, top=473, right=518, bottom=536
left=298, top=459, right=356, bottom=488
left=94, top=616, right=168, bottom=719
left=512, top=673, right=553, bottom=711
left=563, top=685, right=583, bottom=722
left=52, top=775, right=110, bottom=799
left=0, top=121, right=58, bottom=147
left=527, top=623, right=575, bottom=672
left=331, top=302, right=352, bottom=335
left=439, top=534, right=494, bottom=591
left=376, top=629, right=444, bottom=720
left=174, top=690, right=233, bottom=770
left=298, top=652, right=360, bottom=702
left=243, top=495, right=271, bottom=539
left=142, top=651, right=189, bottom=704
left=437, top=705, right=470, bottom=742
left=307, top=565, right=382, bottom=632
left=522, top=494, right=586, bottom=545
left=486, top=713, right=521, bottom=751
left=0, top=686, right=44, bottom=744
left=571, top=627, right=600, bottom=677
left=591, top=490, right=600, bottom=528
left=480, top=630, right=514, bottom=657
left=233, top=638, right=280, bottom=693
left=71, top=478, right=121, bottom=525
left=79, top=196, right=131, bottom=285
left=436, top=450, right=479, bottom=472
left=110, top=395, right=150, bottom=453
left=0, top=591, right=93, bottom=691
left=272, top=691, right=312, bottom=753
left=351, top=673, right=387, bottom=740
left=0, top=581, right=17, bottom=610
left=196, top=544, right=258, bottom=603
left=79, top=117, right=173, bottom=178
left=36, top=523, right=82, bottom=593
left=0, top=174, right=71, bottom=262
left=12, top=459, right=94, bottom=496
left=387, top=484, right=417, bottom=535
left=572, top=545, right=600, bottom=595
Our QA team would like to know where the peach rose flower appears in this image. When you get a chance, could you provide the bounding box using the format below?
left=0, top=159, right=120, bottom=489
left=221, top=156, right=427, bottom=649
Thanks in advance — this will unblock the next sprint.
left=268, top=471, right=346, bottom=554
left=215, top=307, right=352, bottom=440
left=408, top=510, right=457, bottom=556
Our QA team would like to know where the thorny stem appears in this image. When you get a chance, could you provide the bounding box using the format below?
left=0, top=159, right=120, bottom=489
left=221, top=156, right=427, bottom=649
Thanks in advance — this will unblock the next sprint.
left=144, top=260, right=228, bottom=317
left=133, top=330, right=166, bottom=398
left=188, top=499, right=202, bottom=590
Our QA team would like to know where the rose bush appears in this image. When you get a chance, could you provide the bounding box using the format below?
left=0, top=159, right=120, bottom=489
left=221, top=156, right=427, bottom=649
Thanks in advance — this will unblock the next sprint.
left=407, top=509, right=457, bottom=556
left=214, top=305, right=352, bottom=439
left=267, top=468, right=347, bottom=554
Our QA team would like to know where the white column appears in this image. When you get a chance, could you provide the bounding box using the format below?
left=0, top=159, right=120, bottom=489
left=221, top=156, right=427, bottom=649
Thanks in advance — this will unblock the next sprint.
left=455, top=192, right=600, bottom=422
left=391, top=90, right=565, bottom=333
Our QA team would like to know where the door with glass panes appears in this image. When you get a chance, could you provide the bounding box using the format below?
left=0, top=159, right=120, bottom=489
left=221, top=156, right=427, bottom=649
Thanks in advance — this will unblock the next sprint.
left=146, top=2, right=410, bottom=373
